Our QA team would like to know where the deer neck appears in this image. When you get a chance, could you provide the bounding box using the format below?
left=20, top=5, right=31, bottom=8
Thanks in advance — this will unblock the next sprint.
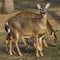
left=41, top=13, right=47, bottom=24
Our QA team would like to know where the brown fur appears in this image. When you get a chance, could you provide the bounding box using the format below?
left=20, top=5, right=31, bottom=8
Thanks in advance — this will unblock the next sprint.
left=5, top=3, right=57, bottom=57
left=15, top=11, right=57, bottom=44
left=6, top=13, right=47, bottom=57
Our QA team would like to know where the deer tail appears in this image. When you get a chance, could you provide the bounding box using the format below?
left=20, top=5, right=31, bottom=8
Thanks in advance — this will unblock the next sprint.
left=5, top=21, right=11, bottom=34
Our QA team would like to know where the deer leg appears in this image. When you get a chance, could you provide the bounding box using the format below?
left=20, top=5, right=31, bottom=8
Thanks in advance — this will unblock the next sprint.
left=39, top=36, right=44, bottom=56
left=35, top=35, right=39, bottom=57
left=15, top=40, right=22, bottom=56
left=21, top=36, right=29, bottom=52
left=42, top=35, right=48, bottom=47
left=10, top=39, right=13, bottom=56
left=21, top=36, right=27, bottom=46
left=12, top=42, right=16, bottom=54
left=14, top=32, right=22, bottom=56
left=8, top=33, right=17, bottom=55
left=6, top=39, right=9, bottom=53
left=43, top=38, right=48, bottom=47
left=25, top=38, right=29, bottom=52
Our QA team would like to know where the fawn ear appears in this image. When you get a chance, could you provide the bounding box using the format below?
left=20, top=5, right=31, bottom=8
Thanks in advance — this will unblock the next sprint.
left=45, top=3, right=50, bottom=9
left=37, top=4, right=42, bottom=9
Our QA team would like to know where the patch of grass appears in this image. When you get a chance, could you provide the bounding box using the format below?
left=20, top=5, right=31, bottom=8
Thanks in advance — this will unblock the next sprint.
left=0, top=30, right=60, bottom=60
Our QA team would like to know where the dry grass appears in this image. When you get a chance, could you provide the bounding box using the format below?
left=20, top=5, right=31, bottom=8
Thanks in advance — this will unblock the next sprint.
left=0, top=30, right=60, bottom=60
left=0, top=11, right=20, bottom=32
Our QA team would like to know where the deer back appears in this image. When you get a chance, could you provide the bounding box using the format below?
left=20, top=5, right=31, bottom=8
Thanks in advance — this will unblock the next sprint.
left=15, top=12, right=40, bottom=18
left=8, top=14, right=46, bottom=36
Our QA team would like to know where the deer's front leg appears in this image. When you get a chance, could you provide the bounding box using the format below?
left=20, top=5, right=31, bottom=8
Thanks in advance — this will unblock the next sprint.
left=21, top=36, right=29, bottom=52
left=35, top=35, right=39, bottom=57
left=43, top=38, right=48, bottom=47
left=15, top=40, right=22, bottom=56
left=39, top=36, right=44, bottom=56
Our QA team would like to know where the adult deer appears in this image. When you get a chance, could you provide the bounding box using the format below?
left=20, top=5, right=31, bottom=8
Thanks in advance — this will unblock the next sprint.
left=5, top=3, right=57, bottom=57
left=15, top=3, right=57, bottom=46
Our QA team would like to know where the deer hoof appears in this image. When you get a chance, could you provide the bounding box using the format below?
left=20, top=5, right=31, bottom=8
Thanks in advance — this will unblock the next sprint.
left=19, top=53, right=22, bottom=57
left=45, top=45, right=49, bottom=47
left=10, top=53, right=13, bottom=56
left=36, top=54, right=40, bottom=57
left=40, top=53, right=44, bottom=57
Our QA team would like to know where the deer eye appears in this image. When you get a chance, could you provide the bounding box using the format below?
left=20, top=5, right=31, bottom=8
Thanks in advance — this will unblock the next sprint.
left=40, top=8, right=42, bottom=10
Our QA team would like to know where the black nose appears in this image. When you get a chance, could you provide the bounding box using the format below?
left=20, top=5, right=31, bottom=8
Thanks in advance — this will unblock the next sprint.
left=42, top=12, right=45, bottom=14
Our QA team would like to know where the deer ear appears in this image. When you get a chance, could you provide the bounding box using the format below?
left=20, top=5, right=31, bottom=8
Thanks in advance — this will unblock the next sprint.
left=45, top=3, right=50, bottom=9
left=37, top=4, right=41, bottom=9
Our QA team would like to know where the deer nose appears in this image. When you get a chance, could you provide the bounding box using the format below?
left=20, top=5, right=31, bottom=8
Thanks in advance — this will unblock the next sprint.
left=42, top=12, right=45, bottom=14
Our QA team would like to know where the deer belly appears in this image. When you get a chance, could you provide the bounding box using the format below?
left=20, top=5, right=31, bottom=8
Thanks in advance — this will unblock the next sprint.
left=21, top=31, right=33, bottom=36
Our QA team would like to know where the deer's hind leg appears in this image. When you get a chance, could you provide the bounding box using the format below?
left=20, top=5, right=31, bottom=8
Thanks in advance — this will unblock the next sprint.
left=21, top=36, right=29, bottom=52
left=34, top=35, right=39, bottom=57
left=6, top=33, right=13, bottom=55
left=6, top=33, right=10, bottom=53
left=6, top=39, right=9, bottom=53
left=14, top=31, right=22, bottom=56
left=21, top=36, right=27, bottom=46
left=9, top=36, right=13, bottom=56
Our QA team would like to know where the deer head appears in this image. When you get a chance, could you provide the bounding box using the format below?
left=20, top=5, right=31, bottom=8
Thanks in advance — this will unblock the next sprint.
left=37, top=3, right=50, bottom=16
left=50, top=30, right=57, bottom=46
